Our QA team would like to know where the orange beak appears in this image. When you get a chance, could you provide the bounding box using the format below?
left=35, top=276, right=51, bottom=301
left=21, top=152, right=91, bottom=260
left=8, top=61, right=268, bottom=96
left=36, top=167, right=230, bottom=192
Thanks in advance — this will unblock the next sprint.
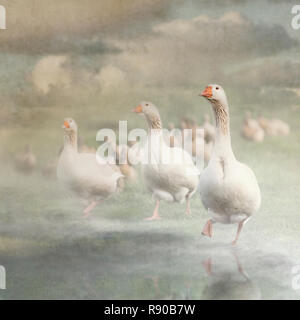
left=201, top=86, right=213, bottom=98
left=63, top=120, right=70, bottom=128
left=133, top=105, right=143, bottom=113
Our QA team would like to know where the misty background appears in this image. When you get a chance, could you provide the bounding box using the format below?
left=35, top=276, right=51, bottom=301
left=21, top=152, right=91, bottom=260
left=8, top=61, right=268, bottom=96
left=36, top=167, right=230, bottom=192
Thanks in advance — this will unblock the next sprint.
left=0, top=0, right=299, bottom=299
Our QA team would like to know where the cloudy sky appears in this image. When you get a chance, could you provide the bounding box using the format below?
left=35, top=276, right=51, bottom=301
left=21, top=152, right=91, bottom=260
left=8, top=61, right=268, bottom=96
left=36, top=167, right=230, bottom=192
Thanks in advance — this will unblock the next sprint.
left=0, top=0, right=299, bottom=134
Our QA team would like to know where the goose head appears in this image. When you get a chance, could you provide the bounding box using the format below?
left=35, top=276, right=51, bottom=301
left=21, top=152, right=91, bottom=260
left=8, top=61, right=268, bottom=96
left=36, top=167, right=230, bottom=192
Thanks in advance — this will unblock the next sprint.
left=62, top=118, right=78, bottom=134
left=201, top=84, right=228, bottom=107
left=133, top=101, right=162, bottom=129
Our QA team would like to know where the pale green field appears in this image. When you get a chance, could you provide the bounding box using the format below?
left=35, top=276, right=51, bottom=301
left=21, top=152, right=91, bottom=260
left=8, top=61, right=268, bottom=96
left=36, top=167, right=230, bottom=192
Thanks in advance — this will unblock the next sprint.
left=0, top=93, right=300, bottom=300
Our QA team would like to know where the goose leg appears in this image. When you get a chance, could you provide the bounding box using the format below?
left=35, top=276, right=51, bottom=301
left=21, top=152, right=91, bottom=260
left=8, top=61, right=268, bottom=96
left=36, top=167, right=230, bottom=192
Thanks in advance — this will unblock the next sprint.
left=185, top=199, right=191, bottom=215
left=83, top=201, right=98, bottom=218
left=201, top=219, right=214, bottom=238
left=145, top=200, right=161, bottom=221
left=202, top=257, right=212, bottom=276
left=232, top=218, right=248, bottom=245
left=232, top=250, right=250, bottom=280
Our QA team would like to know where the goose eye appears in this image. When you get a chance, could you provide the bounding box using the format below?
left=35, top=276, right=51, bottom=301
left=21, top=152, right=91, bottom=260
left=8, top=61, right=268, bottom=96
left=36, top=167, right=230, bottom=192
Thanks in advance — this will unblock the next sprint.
left=146, top=104, right=149, bottom=106
left=216, top=87, right=219, bottom=90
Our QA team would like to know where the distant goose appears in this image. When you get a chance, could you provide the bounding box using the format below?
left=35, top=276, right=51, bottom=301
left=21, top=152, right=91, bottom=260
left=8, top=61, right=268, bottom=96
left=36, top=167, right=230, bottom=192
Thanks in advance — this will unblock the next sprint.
left=15, top=145, right=37, bottom=174
left=78, top=137, right=96, bottom=154
left=242, top=112, right=264, bottom=143
left=199, top=85, right=261, bottom=244
left=57, top=118, right=123, bottom=217
left=105, top=138, right=138, bottom=182
left=133, top=102, right=200, bottom=220
left=258, top=117, right=290, bottom=136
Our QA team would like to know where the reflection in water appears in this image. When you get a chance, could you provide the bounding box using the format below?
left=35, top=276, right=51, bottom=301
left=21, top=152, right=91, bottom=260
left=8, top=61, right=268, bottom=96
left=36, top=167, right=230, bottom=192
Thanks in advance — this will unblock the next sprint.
left=201, top=250, right=261, bottom=300
left=0, top=224, right=297, bottom=299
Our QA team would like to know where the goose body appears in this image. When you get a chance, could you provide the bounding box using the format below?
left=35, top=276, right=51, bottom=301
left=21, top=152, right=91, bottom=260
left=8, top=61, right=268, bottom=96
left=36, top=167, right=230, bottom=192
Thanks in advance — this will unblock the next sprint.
left=199, top=85, right=261, bottom=244
left=142, top=135, right=199, bottom=203
left=134, top=102, right=200, bottom=220
left=200, top=155, right=261, bottom=224
left=57, top=118, right=123, bottom=216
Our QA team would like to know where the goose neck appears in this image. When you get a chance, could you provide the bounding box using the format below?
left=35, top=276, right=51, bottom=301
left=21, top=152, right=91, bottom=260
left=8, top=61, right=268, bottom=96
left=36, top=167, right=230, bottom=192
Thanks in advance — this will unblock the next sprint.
left=210, top=99, right=234, bottom=158
left=63, top=131, right=78, bottom=151
left=146, top=115, right=163, bottom=131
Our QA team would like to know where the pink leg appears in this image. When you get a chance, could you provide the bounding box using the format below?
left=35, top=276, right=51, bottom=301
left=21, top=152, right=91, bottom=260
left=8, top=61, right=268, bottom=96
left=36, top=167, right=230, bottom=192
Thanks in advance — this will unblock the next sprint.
left=232, top=251, right=249, bottom=280
left=145, top=200, right=161, bottom=221
left=202, top=258, right=212, bottom=276
left=201, top=219, right=213, bottom=237
left=83, top=201, right=98, bottom=218
left=232, top=219, right=247, bottom=245
left=185, top=199, right=191, bottom=215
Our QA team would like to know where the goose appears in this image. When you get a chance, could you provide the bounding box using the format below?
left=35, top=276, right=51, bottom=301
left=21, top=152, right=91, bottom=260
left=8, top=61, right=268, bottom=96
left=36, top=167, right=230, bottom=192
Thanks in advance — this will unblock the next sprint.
left=115, top=144, right=138, bottom=183
left=119, top=163, right=137, bottom=182
left=78, top=137, right=96, bottom=154
left=271, top=119, right=290, bottom=136
left=199, top=85, right=261, bottom=244
left=133, top=102, right=200, bottom=220
left=57, top=118, right=123, bottom=216
left=182, top=121, right=211, bottom=166
left=128, top=140, right=143, bottom=165
left=258, top=117, right=290, bottom=136
left=242, top=112, right=264, bottom=143
left=105, top=138, right=138, bottom=182
left=15, top=145, right=37, bottom=174
left=167, top=122, right=182, bottom=148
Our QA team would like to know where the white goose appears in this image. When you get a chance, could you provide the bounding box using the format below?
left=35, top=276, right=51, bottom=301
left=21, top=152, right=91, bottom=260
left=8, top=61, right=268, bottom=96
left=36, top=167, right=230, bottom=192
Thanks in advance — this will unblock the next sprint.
left=199, top=85, right=261, bottom=244
left=133, top=102, right=200, bottom=220
left=57, top=118, right=123, bottom=216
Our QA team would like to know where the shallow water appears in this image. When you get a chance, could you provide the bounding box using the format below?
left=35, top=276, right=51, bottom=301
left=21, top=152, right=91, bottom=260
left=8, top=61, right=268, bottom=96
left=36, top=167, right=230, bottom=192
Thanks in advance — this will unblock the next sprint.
left=0, top=165, right=299, bottom=299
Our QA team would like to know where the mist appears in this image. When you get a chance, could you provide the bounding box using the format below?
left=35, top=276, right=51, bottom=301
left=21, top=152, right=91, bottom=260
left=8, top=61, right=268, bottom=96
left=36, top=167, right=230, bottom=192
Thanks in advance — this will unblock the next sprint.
left=0, top=0, right=300, bottom=299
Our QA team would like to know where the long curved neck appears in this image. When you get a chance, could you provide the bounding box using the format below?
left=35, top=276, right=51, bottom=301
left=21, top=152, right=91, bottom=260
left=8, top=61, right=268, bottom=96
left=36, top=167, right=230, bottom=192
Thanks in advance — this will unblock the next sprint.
left=210, top=99, right=234, bottom=159
left=64, top=131, right=78, bottom=151
left=146, top=115, right=163, bottom=132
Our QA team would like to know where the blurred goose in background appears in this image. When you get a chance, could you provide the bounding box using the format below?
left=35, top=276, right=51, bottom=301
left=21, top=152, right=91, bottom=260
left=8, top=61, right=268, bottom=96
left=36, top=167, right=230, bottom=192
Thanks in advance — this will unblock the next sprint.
left=115, top=144, right=137, bottom=183
left=128, top=140, right=142, bottom=165
left=15, top=145, right=37, bottom=174
left=167, top=122, right=182, bottom=148
left=182, top=120, right=212, bottom=166
left=203, top=114, right=215, bottom=143
left=271, top=119, right=290, bottom=136
left=199, top=85, right=261, bottom=244
left=242, top=112, right=264, bottom=143
left=78, top=136, right=96, bottom=154
left=133, top=102, right=200, bottom=220
left=119, top=163, right=137, bottom=182
left=180, top=117, right=190, bottom=131
left=258, top=117, right=290, bottom=136
left=57, top=118, right=123, bottom=217
left=105, top=137, right=138, bottom=183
